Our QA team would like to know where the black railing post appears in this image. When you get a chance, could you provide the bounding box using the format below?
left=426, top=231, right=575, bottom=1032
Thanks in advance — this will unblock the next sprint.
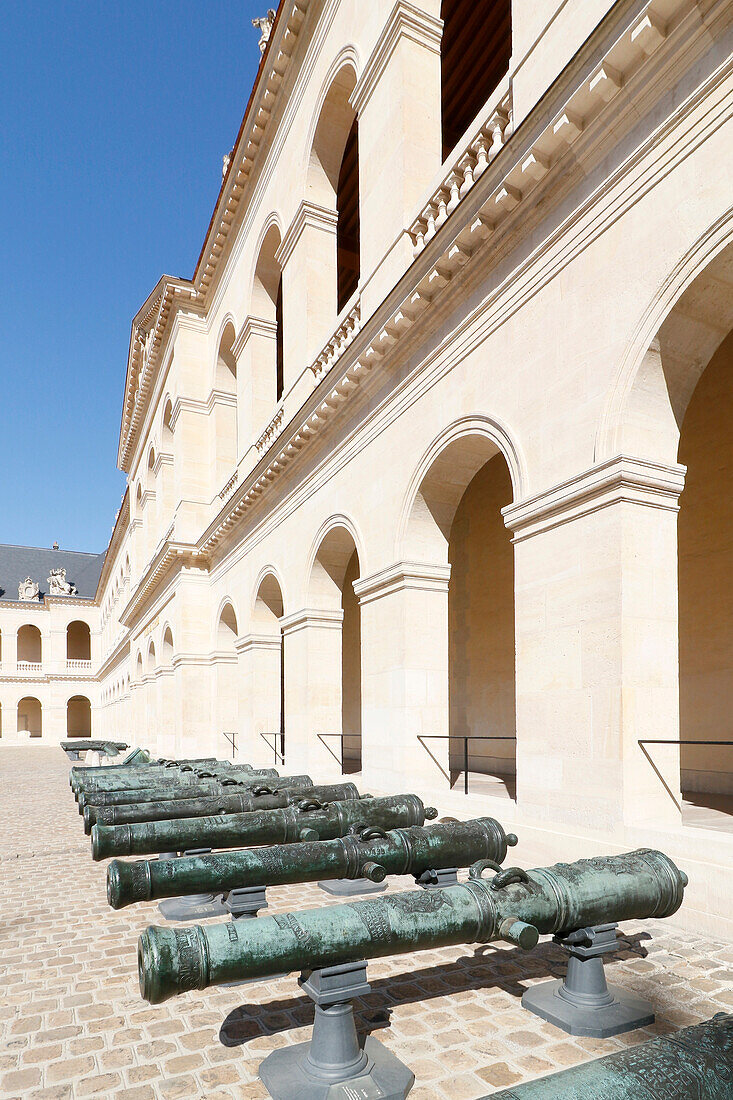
left=464, top=736, right=469, bottom=795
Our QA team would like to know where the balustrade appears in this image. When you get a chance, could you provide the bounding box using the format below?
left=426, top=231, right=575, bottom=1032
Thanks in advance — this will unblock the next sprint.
left=409, top=83, right=512, bottom=255
left=309, top=295, right=361, bottom=381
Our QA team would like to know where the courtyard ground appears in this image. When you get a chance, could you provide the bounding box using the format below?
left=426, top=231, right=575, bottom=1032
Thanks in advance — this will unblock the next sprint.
left=1, top=747, right=731, bottom=1100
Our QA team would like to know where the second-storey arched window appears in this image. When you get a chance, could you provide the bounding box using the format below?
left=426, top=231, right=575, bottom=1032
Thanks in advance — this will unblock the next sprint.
left=336, top=117, right=359, bottom=310
left=441, top=0, right=511, bottom=160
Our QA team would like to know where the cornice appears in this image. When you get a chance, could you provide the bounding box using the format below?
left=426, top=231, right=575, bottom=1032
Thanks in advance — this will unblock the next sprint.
left=119, top=541, right=207, bottom=629
left=236, top=632, right=282, bottom=654
left=234, top=316, right=278, bottom=357
left=503, top=456, right=686, bottom=543
left=195, top=0, right=722, bottom=563
left=280, top=607, right=344, bottom=634
left=276, top=200, right=338, bottom=270
left=351, top=1, right=443, bottom=115
left=353, top=561, right=452, bottom=606
left=118, top=276, right=199, bottom=472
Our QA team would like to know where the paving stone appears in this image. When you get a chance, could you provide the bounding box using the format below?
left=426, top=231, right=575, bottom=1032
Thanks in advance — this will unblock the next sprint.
left=1, top=748, right=730, bottom=1100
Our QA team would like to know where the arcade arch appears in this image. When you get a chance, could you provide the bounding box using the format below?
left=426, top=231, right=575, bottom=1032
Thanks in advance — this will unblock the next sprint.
left=607, top=236, right=733, bottom=819
left=307, top=524, right=363, bottom=773
left=214, top=322, right=238, bottom=478
left=17, top=624, right=41, bottom=664
left=17, top=696, right=42, bottom=738
left=403, top=429, right=517, bottom=794
left=215, top=602, right=239, bottom=755
left=250, top=222, right=285, bottom=434
left=307, top=62, right=360, bottom=317
left=67, top=695, right=91, bottom=738
left=67, top=620, right=91, bottom=661
left=248, top=571, right=286, bottom=761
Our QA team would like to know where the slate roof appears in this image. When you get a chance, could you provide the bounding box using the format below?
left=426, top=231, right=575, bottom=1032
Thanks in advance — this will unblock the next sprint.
left=0, top=544, right=106, bottom=603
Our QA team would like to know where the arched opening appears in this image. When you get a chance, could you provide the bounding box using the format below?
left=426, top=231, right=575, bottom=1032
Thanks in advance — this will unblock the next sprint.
left=162, top=398, right=174, bottom=445
left=405, top=432, right=517, bottom=796
left=67, top=695, right=91, bottom=738
left=162, top=627, right=174, bottom=667
left=308, top=64, right=360, bottom=321
left=251, top=224, right=285, bottom=427
left=613, top=239, right=733, bottom=826
left=66, top=620, right=91, bottom=661
left=308, top=526, right=362, bottom=773
left=17, top=624, right=41, bottom=664
left=217, top=602, right=238, bottom=648
left=336, top=117, right=359, bottom=310
left=251, top=573, right=286, bottom=759
left=147, top=640, right=157, bottom=674
left=17, top=696, right=42, bottom=738
left=136, top=652, right=143, bottom=681
left=214, top=322, right=238, bottom=478
left=440, top=0, right=511, bottom=161
left=679, top=328, right=733, bottom=821
left=216, top=602, right=239, bottom=755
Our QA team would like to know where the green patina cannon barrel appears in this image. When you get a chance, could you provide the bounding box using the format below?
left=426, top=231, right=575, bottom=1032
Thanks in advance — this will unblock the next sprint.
left=70, top=756, right=221, bottom=792
left=85, top=780, right=362, bottom=832
left=78, top=771, right=303, bottom=813
left=62, top=739, right=128, bottom=753
left=73, top=760, right=247, bottom=796
left=108, top=817, right=517, bottom=909
left=137, top=849, right=686, bottom=1003
left=75, top=768, right=280, bottom=806
left=70, top=747, right=153, bottom=787
left=93, top=794, right=437, bottom=861
left=488, top=1013, right=733, bottom=1098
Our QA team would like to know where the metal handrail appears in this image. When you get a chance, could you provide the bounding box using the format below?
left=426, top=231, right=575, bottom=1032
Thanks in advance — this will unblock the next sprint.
left=638, top=738, right=733, bottom=812
left=417, top=734, right=517, bottom=795
left=222, top=731, right=237, bottom=760
left=260, top=730, right=285, bottom=766
left=316, top=733, right=345, bottom=770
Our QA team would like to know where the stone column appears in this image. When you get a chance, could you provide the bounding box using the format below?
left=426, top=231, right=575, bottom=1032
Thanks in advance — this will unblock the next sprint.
left=236, top=633, right=282, bottom=769
left=282, top=609, right=344, bottom=778
left=352, top=1, right=443, bottom=316
left=212, top=653, right=239, bottom=761
left=173, top=657, right=213, bottom=758
left=277, top=202, right=338, bottom=382
left=235, top=317, right=278, bottom=450
left=354, top=562, right=451, bottom=796
left=504, top=456, right=686, bottom=836
left=157, top=668, right=175, bottom=757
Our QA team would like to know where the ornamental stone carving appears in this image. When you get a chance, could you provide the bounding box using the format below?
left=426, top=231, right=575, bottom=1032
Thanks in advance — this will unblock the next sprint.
left=252, top=9, right=277, bottom=54
left=18, top=577, right=39, bottom=601
left=47, top=567, right=77, bottom=596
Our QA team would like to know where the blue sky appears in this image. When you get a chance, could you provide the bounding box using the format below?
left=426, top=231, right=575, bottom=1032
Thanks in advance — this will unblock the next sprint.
left=0, top=1, right=264, bottom=552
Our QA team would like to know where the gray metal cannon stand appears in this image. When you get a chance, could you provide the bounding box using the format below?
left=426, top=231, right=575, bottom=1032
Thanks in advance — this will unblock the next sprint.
left=157, top=849, right=228, bottom=921
left=521, top=923, right=655, bottom=1037
left=318, top=877, right=387, bottom=896
left=259, top=960, right=414, bottom=1100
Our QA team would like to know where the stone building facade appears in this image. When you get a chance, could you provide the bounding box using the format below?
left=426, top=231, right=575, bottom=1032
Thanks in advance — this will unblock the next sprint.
left=8, top=0, right=733, bottom=936
left=0, top=545, right=103, bottom=742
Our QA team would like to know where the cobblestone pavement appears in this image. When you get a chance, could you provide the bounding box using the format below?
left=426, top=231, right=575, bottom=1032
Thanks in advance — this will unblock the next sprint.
left=1, top=748, right=731, bottom=1100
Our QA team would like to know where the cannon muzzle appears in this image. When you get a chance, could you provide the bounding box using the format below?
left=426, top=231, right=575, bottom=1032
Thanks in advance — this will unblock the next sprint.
left=107, top=816, right=515, bottom=908
left=93, top=794, right=437, bottom=861
left=137, top=849, right=686, bottom=1004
